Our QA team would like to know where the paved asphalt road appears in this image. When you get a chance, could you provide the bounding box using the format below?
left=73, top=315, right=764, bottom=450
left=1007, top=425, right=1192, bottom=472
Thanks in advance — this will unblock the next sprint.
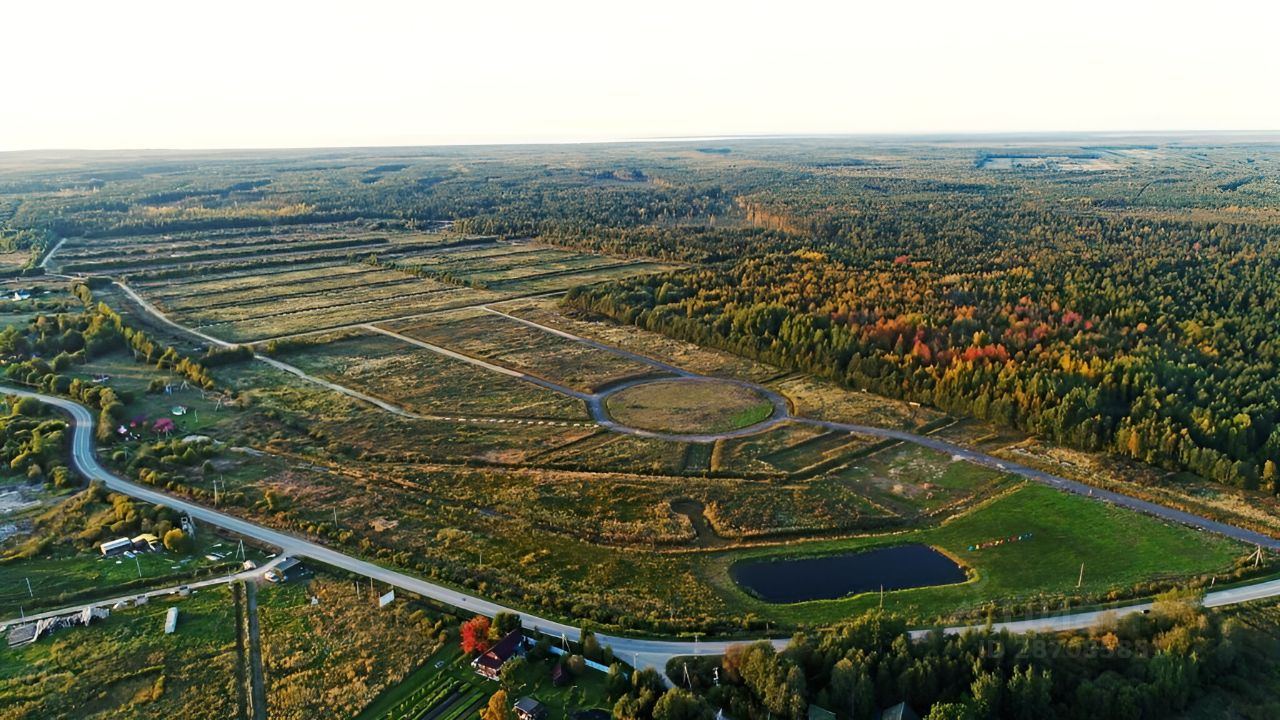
left=6, top=380, right=1280, bottom=672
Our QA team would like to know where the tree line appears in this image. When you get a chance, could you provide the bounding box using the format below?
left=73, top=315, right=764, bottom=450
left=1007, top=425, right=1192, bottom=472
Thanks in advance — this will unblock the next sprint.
left=567, top=233, right=1280, bottom=492
left=668, top=592, right=1278, bottom=720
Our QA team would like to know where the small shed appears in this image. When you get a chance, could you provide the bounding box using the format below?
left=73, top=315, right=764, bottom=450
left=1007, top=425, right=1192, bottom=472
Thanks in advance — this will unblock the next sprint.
left=7, top=624, right=36, bottom=647
left=513, top=697, right=547, bottom=720
left=264, top=557, right=302, bottom=583
left=100, top=537, right=133, bottom=557
left=164, top=607, right=179, bottom=634
left=132, top=534, right=161, bottom=551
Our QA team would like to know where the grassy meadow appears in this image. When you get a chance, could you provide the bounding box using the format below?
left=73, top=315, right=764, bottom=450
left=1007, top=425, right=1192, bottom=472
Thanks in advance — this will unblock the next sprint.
left=702, top=483, right=1247, bottom=627
left=604, top=380, right=774, bottom=434
left=0, top=585, right=241, bottom=720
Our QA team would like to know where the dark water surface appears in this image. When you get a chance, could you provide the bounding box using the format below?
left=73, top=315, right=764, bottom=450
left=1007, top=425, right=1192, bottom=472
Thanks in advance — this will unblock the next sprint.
left=730, top=544, right=967, bottom=603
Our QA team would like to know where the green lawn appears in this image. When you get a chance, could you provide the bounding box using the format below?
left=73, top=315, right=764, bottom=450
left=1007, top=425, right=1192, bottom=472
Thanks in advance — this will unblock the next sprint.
left=0, top=530, right=266, bottom=618
left=501, top=652, right=614, bottom=720
left=704, top=482, right=1247, bottom=626
left=0, top=584, right=240, bottom=719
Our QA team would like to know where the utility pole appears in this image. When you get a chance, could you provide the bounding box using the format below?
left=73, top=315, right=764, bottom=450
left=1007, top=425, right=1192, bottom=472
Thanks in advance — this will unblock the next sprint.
left=24, top=578, right=33, bottom=599
left=1077, top=563, right=1085, bottom=589
left=333, top=507, right=338, bottom=528
left=135, top=554, right=143, bottom=578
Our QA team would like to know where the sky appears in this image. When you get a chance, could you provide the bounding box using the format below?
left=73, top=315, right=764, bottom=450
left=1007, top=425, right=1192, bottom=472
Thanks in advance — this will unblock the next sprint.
left=3, top=0, right=1279, bottom=151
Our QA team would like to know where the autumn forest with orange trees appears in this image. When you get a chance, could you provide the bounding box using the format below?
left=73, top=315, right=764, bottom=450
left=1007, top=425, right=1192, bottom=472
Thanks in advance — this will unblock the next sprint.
left=567, top=177, right=1280, bottom=493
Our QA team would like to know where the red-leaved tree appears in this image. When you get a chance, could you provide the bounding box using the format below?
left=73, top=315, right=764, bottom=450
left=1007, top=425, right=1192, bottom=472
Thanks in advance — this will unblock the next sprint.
left=461, top=615, right=492, bottom=654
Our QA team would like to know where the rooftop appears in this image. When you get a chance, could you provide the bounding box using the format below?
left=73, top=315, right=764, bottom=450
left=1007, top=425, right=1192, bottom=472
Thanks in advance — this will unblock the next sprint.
left=514, top=697, right=544, bottom=714
left=473, top=629, right=524, bottom=671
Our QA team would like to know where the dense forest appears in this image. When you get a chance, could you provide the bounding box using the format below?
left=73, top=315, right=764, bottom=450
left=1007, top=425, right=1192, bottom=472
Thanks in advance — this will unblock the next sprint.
left=658, top=592, right=1280, bottom=720
left=566, top=217, right=1280, bottom=490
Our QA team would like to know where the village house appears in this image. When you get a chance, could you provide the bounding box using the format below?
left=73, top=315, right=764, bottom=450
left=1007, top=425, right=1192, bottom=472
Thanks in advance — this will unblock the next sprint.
left=513, top=697, right=547, bottom=720
left=471, top=629, right=525, bottom=680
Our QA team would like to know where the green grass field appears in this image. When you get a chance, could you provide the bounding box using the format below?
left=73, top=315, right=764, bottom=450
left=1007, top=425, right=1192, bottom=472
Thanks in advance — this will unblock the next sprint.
left=71, top=352, right=232, bottom=437
left=826, top=444, right=1011, bottom=517
left=0, top=534, right=268, bottom=617
left=704, top=483, right=1246, bottom=626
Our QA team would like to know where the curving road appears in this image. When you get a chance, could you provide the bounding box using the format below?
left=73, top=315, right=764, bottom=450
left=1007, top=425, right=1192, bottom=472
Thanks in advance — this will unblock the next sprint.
left=2, top=387, right=585, bottom=636
left=99, top=283, right=1280, bottom=563
left=478, top=309, right=1280, bottom=550
left=24, top=249, right=1280, bottom=669
left=7, top=385, right=1280, bottom=674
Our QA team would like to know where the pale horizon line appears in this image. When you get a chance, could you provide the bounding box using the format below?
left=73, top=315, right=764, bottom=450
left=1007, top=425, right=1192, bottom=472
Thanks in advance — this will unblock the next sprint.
left=5, top=128, right=1280, bottom=157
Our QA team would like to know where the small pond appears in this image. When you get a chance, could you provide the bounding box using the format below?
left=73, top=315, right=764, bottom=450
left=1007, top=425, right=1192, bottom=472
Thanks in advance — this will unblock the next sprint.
left=730, top=544, right=967, bottom=603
